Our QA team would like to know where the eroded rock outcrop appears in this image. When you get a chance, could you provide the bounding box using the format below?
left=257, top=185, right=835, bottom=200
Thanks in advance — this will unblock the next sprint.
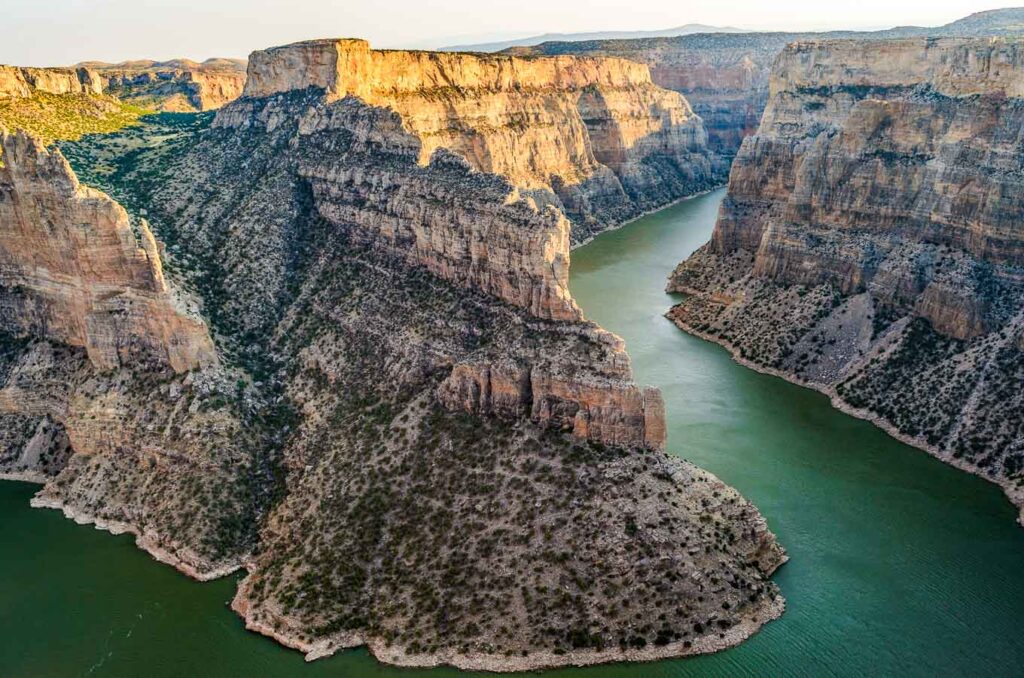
left=668, top=37, right=1024, bottom=520
left=511, top=8, right=1024, bottom=162
left=86, top=58, right=247, bottom=111
left=226, top=39, right=716, bottom=243
left=0, top=65, right=104, bottom=98
left=35, top=37, right=786, bottom=670
left=0, top=129, right=215, bottom=372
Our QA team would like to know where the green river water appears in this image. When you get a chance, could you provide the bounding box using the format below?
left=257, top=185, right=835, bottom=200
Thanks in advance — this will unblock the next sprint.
left=4, top=188, right=1024, bottom=677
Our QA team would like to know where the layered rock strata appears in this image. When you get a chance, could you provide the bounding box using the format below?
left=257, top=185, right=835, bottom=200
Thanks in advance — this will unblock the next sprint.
left=23, top=38, right=788, bottom=670
left=230, top=39, right=717, bottom=243
left=669, top=38, right=1024, bottom=520
left=0, top=129, right=215, bottom=372
left=510, top=8, right=1024, bottom=161
left=0, top=65, right=103, bottom=98
left=0, top=130, right=261, bottom=579
left=87, top=58, right=247, bottom=111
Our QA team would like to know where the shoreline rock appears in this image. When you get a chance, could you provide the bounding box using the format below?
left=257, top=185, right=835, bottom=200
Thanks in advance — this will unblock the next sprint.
left=667, top=308, right=1024, bottom=526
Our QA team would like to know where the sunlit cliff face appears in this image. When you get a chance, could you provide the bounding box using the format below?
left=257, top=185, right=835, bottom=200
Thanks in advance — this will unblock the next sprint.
left=239, top=39, right=713, bottom=208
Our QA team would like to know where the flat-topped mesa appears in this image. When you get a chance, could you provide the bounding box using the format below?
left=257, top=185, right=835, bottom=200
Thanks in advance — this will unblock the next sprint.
left=0, top=129, right=215, bottom=372
left=770, top=37, right=1024, bottom=100
left=715, top=37, right=1024, bottom=271
left=242, top=38, right=658, bottom=98
left=228, top=38, right=717, bottom=243
left=0, top=65, right=104, bottom=98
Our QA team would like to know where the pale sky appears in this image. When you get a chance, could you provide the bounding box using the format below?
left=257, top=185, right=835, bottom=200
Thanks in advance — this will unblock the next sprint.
left=1, top=0, right=1015, bottom=66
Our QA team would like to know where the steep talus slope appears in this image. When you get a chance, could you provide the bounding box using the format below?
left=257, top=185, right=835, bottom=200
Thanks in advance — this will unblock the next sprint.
left=233, top=39, right=717, bottom=243
left=511, top=8, right=1024, bottom=161
left=0, top=39, right=785, bottom=670
left=668, top=38, right=1024, bottom=520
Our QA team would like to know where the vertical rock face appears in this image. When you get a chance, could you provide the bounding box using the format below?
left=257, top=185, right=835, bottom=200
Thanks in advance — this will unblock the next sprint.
left=231, top=39, right=716, bottom=242
left=187, top=87, right=662, bottom=448
left=293, top=99, right=581, bottom=323
left=511, top=34, right=779, bottom=160
left=0, top=65, right=104, bottom=98
left=0, top=130, right=254, bottom=582
left=510, top=8, right=1024, bottom=161
left=0, top=129, right=215, bottom=372
left=668, top=38, right=1024, bottom=520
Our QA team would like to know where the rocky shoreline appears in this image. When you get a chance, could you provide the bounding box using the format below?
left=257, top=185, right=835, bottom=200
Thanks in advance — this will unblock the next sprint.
left=667, top=308, right=1024, bottom=526
left=229, top=555, right=786, bottom=672
left=2, top=466, right=787, bottom=671
left=570, top=185, right=726, bottom=251
left=27, top=493, right=244, bottom=581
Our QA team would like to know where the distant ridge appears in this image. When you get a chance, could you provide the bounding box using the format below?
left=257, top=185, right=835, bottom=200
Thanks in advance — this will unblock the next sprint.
left=440, top=23, right=744, bottom=53
left=450, top=7, right=1024, bottom=54
left=75, top=57, right=246, bottom=72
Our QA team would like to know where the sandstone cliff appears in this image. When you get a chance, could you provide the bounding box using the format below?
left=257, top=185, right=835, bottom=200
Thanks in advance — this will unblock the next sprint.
left=86, top=58, right=247, bottom=111
left=0, top=65, right=103, bottom=98
left=0, top=129, right=215, bottom=372
left=511, top=8, right=1024, bottom=162
left=17, top=38, right=787, bottom=670
left=1, top=129, right=261, bottom=580
left=668, top=37, right=1024, bottom=520
left=228, top=39, right=716, bottom=243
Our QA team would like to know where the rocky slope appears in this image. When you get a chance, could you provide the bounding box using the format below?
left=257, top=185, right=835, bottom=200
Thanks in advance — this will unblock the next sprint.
left=83, top=58, right=247, bottom=111
left=0, top=129, right=262, bottom=577
left=0, top=38, right=785, bottom=670
left=236, top=39, right=718, bottom=243
left=510, top=8, right=1024, bottom=161
left=0, top=129, right=215, bottom=372
left=668, top=37, right=1024, bottom=521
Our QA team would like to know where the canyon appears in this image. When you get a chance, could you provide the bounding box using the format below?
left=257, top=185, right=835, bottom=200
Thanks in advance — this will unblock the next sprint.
left=509, top=8, right=1024, bottom=161
left=0, top=38, right=783, bottom=670
left=6, top=11, right=1024, bottom=675
left=668, top=37, right=1024, bottom=521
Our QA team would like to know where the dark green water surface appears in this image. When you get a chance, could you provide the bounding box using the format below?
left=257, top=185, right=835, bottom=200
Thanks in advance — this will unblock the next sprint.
left=4, top=188, right=1024, bottom=677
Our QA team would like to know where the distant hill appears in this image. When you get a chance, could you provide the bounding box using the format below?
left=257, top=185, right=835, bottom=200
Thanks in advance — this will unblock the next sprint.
left=440, top=23, right=744, bottom=53
left=74, top=58, right=247, bottom=112
left=442, top=7, right=1024, bottom=54
left=76, top=58, right=246, bottom=73
left=937, top=6, right=1024, bottom=34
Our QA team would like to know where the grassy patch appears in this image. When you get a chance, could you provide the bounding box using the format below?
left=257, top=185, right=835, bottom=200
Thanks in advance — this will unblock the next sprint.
left=0, top=92, right=152, bottom=145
